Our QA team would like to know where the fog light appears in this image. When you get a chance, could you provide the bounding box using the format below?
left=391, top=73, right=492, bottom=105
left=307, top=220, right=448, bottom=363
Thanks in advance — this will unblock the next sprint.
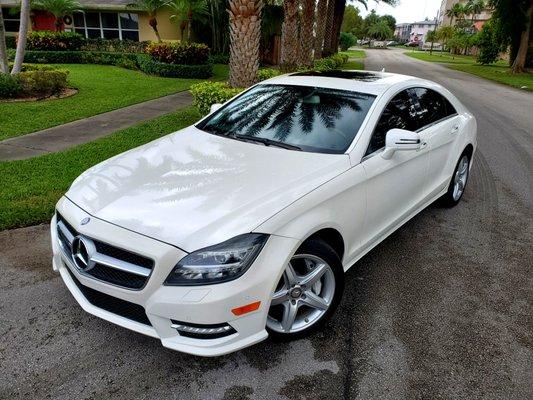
left=170, top=320, right=236, bottom=339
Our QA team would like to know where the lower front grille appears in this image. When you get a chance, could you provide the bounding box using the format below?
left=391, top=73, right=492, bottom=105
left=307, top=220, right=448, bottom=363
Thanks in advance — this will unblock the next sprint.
left=66, top=266, right=152, bottom=326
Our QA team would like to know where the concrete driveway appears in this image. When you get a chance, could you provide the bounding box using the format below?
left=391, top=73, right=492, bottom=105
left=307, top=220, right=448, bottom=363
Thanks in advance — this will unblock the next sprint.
left=1, top=49, right=532, bottom=399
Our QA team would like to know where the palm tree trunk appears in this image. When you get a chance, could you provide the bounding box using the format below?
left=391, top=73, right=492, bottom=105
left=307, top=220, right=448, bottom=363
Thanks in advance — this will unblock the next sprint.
left=0, top=7, right=10, bottom=74
left=330, top=0, right=345, bottom=54
left=322, top=0, right=336, bottom=56
left=313, top=0, right=328, bottom=59
left=299, top=0, right=315, bottom=66
left=280, top=0, right=299, bottom=71
left=149, top=16, right=162, bottom=42
left=11, top=0, right=30, bottom=75
left=511, top=2, right=533, bottom=73
left=228, top=0, right=262, bottom=87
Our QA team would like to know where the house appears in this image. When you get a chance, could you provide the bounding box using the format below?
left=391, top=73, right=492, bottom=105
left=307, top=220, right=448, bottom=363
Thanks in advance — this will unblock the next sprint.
left=1, top=0, right=182, bottom=42
left=394, top=19, right=437, bottom=44
left=437, top=0, right=492, bottom=29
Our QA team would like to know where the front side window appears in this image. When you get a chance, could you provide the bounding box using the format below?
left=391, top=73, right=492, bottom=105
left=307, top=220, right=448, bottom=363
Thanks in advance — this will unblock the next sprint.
left=366, top=89, right=419, bottom=156
left=73, top=12, right=139, bottom=41
left=197, top=84, right=376, bottom=154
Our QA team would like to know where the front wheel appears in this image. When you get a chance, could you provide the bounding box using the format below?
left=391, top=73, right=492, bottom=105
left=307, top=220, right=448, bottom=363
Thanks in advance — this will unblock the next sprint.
left=440, top=153, right=471, bottom=207
left=266, top=239, right=344, bottom=340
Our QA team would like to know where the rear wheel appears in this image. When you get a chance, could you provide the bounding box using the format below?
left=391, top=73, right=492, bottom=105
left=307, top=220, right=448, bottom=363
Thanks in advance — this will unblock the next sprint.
left=266, top=239, right=344, bottom=339
left=441, top=153, right=470, bottom=207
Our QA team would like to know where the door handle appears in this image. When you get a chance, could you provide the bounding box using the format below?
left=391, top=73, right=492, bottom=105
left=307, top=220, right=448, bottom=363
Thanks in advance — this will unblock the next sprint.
left=451, top=125, right=459, bottom=134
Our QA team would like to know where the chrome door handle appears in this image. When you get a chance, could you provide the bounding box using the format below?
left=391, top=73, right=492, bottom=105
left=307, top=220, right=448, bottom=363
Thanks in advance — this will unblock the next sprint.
left=451, top=125, right=459, bottom=134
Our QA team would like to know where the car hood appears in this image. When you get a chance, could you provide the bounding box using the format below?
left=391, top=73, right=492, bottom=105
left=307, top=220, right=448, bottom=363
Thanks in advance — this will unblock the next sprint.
left=66, top=126, right=350, bottom=252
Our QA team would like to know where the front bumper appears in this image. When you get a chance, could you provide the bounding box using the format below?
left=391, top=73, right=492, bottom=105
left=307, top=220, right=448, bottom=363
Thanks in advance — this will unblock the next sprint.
left=52, top=197, right=299, bottom=356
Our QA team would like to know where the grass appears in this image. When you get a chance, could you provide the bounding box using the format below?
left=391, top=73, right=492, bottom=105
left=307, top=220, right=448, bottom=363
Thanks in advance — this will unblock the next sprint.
left=0, top=106, right=201, bottom=231
left=340, top=49, right=366, bottom=59
left=0, top=63, right=228, bottom=141
left=405, top=51, right=533, bottom=91
left=343, top=60, right=364, bottom=70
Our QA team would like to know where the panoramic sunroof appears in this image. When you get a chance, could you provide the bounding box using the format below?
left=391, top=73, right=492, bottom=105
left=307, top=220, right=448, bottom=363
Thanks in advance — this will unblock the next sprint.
left=291, top=70, right=384, bottom=82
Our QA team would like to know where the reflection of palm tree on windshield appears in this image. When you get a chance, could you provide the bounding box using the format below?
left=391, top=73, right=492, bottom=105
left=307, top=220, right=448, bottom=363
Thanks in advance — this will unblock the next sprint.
left=198, top=85, right=375, bottom=153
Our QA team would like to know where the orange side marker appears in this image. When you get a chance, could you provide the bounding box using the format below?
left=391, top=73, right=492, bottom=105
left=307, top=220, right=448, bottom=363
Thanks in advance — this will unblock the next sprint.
left=231, top=301, right=261, bottom=316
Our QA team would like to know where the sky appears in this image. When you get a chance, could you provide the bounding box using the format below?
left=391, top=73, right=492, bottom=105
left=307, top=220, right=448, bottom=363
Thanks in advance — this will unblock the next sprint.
left=357, top=0, right=442, bottom=24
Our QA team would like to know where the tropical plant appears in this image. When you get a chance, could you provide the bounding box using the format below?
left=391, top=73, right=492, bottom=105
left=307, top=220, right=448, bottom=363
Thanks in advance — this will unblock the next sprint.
left=127, top=0, right=167, bottom=42
left=436, top=25, right=454, bottom=52
left=489, top=0, right=533, bottom=73
left=11, top=0, right=31, bottom=74
left=467, top=0, right=485, bottom=27
left=227, top=0, right=262, bottom=87
left=367, top=20, right=393, bottom=40
left=0, top=7, right=9, bottom=73
left=280, top=0, right=299, bottom=70
left=31, top=0, right=81, bottom=31
left=299, top=0, right=315, bottom=67
left=167, top=0, right=209, bottom=42
left=445, top=2, right=465, bottom=26
left=476, top=20, right=503, bottom=64
left=313, top=0, right=328, bottom=59
left=426, top=29, right=438, bottom=55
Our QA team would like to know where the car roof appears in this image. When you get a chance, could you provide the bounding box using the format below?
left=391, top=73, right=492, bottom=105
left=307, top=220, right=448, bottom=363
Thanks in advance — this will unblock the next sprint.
left=259, top=70, right=426, bottom=96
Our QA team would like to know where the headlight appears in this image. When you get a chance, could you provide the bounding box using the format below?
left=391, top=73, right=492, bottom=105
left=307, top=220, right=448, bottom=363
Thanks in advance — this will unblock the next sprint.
left=164, top=233, right=269, bottom=286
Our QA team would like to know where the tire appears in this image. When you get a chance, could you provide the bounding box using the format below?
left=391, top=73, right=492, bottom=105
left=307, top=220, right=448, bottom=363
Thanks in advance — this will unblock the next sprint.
left=440, top=151, right=471, bottom=208
left=266, top=238, right=345, bottom=340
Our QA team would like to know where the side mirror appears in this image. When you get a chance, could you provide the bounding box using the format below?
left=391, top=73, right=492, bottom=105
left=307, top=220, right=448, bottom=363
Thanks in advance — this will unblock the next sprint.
left=209, top=103, right=223, bottom=114
left=381, top=128, right=422, bottom=160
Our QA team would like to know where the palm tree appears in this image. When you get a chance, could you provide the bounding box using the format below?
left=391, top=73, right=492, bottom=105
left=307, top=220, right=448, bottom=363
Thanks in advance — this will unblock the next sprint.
left=313, top=0, right=328, bottom=59
left=228, top=0, right=262, bottom=87
left=11, top=0, right=30, bottom=74
left=280, top=0, right=299, bottom=71
left=368, top=20, right=393, bottom=40
left=467, top=0, right=485, bottom=29
left=0, top=7, right=9, bottom=73
left=127, top=0, right=167, bottom=42
left=166, top=0, right=209, bottom=41
left=32, top=0, right=81, bottom=31
left=322, top=0, right=337, bottom=56
left=436, top=25, right=454, bottom=52
left=446, top=2, right=462, bottom=26
left=299, top=0, right=315, bottom=67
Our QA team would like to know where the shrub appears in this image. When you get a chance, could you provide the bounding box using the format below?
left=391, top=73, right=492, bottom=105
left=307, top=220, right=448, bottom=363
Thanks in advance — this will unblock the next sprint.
left=5, top=36, right=16, bottom=49
left=146, top=42, right=210, bottom=65
left=339, top=32, right=357, bottom=51
left=257, top=68, right=280, bottom=81
left=137, top=54, right=213, bottom=78
left=0, top=74, right=22, bottom=99
left=208, top=53, right=229, bottom=64
left=313, top=53, right=348, bottom=71
left=17, top=50, right=139, bottom=66
left=190, top=81, right=243, bottom=115
left=18, top=69, right=69, bottom=96
left=476, top=21, right=503, bottom=65
left=81, top=38, right=150, bottom=53
left=26, top=31, right=85, bottom=51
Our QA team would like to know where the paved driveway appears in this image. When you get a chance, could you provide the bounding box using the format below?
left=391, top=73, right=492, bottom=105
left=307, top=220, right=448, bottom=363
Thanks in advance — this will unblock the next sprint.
left=1, top=50, right=532, bottom=399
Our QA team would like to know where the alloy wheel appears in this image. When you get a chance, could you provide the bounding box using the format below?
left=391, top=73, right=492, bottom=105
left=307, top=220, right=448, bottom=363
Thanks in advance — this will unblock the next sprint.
left=453, top=155, right=469, bottom=201
left=267, top=254, right=335, bottom=334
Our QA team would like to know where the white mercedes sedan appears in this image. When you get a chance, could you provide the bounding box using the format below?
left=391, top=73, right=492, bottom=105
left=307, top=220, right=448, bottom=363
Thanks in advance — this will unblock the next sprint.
left=51, top=70, right=476, bottom=356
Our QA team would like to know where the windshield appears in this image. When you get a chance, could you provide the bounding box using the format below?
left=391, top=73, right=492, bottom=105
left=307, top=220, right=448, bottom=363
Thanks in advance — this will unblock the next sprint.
left=196, top=84, right=376, bottom=154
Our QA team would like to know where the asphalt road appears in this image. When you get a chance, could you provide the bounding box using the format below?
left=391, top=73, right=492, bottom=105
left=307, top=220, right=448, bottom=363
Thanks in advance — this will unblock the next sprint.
left=1, top=49, right=532, bottom=399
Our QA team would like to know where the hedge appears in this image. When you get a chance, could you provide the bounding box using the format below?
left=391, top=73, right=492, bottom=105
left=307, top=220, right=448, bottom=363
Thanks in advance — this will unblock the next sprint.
left=146, top=42, right=210, bottom=65
left=0, top=68, right=69, bottom=99
left=26, top=31, right=85, bottom=51
left=190, top=81, right=243, bottom=115
left=136, top=54, right=212, bottom=78
left=0, top=74, right=22, bottom=98
left=6, top=50, right=213, bottom=78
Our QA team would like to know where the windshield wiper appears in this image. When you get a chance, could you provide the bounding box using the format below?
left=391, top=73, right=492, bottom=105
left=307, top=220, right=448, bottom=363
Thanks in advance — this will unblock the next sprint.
left=229, top=134, right=302, bottom=151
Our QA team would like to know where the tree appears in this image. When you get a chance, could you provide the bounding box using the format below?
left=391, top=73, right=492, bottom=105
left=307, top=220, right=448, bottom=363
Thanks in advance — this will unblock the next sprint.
left=280, top=0, right=299, bottom=70
left=467, top=0, right=485, bottom=28
left=127, top=0, right=167, bottom=42
left=341, top=4, right=363, bottom=35
left=11, top=0, right=30, bottom=74
left=426, top=29, right=438, bottom=55
left=0, top=7, right=9, bottom=73
left=436, top=25, right=454, bottom=52
left=299, top=0, right=315, bottom=67
left=314, top=0, right=328, bottom=59
left=476, top=20, right=503, bottom=64
left=446, top=2, right=464, bottom=26
left=368, top=20, right=393, bottom=40
left=32, top=0, right=81, bottom=31
left=228, top=0, right=262, bottom=87
left=380, top=14, right=396, bottom=32
left=339, top=31, right=356, bottom=50
left=167, top=0, right=209, bottom=42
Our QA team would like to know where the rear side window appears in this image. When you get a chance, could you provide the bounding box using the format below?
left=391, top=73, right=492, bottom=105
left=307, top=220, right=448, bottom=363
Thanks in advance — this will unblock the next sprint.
left=409, top=88, right=457, bottom=128
left=366, top=89, right=419, bottom=155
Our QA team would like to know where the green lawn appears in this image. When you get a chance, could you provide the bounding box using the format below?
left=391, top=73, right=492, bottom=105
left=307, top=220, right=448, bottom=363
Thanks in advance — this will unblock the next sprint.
left=343, top=60, right=364, bottom=70
left=405, top=51, right=532, bottom=91
left=340, top=50, right=366, bottom=59
left=0, top=106, right=201, bottom=231
left=0, top=63, right=228, bottom=141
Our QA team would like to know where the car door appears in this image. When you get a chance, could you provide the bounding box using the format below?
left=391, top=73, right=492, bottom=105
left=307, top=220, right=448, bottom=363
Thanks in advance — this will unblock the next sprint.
left=409, top=87, right=461, bottom=196
left=359, top=89, right=431, bottom=249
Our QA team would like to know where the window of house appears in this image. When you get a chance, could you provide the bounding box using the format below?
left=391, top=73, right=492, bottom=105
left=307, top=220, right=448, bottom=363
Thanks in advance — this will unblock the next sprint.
left=2, top=8, right=20, bottom=32
left=73, top=12, right=139, bottom=41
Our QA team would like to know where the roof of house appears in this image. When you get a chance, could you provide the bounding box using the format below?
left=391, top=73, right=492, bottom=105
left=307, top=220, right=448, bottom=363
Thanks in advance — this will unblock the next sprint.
left=2, top=0, right=134, bottom=10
